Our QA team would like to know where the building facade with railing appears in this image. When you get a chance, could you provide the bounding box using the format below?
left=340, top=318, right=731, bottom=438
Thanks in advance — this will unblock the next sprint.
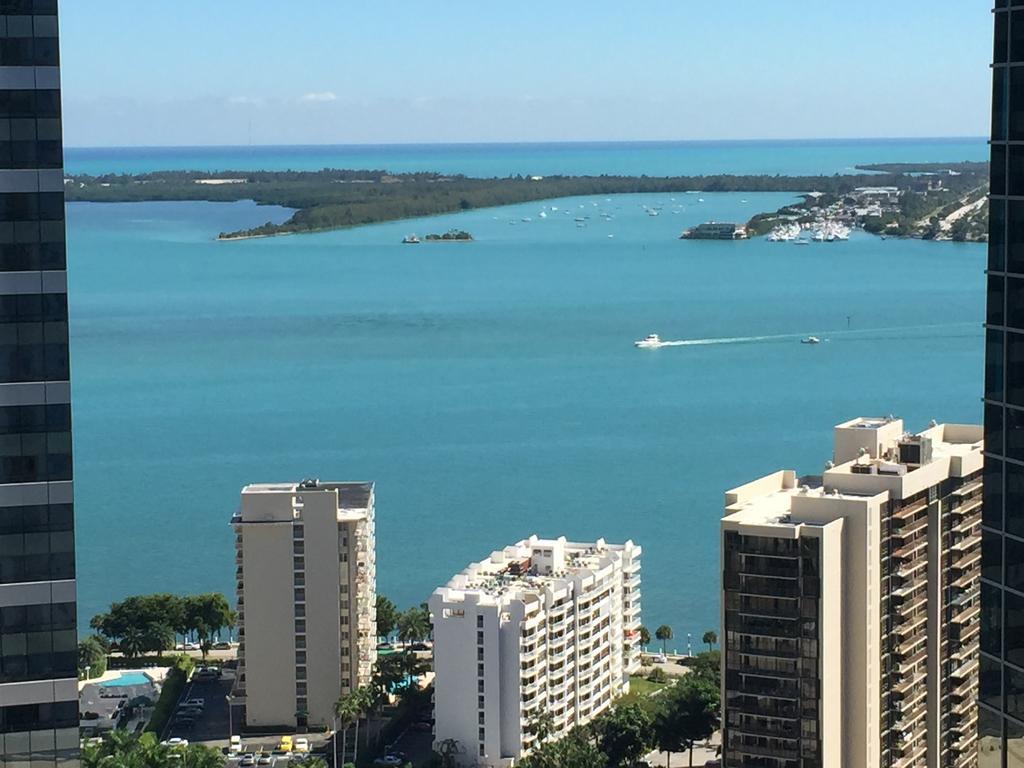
left=721, top=417, right=982, bottom=768
left=430, top=535, right=641, bottom=768
left=231, top=480, right=377, bottom=729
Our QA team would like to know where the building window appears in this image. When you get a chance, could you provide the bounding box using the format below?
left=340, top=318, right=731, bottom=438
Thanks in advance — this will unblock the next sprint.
left=477, top=615, right=483, bottom=628
left=296, top=666, right=307, bottom=681
left=477, top=631, right=484, bottom=645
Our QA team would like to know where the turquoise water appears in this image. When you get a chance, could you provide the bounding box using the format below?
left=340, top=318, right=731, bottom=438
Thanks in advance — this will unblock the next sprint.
left=100, top=672, right=152, bottom=687
left=68, top=187, right=984, bottom=643
left=65, top=137, right=987, bottom=178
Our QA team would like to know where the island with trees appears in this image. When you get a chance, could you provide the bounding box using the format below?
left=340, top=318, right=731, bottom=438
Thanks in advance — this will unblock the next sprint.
left=63, top=161, right=989, bottom=242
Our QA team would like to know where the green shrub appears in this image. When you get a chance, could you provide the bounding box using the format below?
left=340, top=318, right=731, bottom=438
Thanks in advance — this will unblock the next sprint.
left=145, top=654, right=195, bottom=735
left=647, top=667, right=669, bottom=684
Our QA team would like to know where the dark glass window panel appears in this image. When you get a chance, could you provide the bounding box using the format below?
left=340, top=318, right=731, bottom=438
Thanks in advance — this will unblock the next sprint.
left=1008, top=537, right=1024, bottom=590
left=995, top=199, right=1008, bottom=272
left=985, top=527, right=1004, bottom=583
left=1012, top=65, right=1024, bottom=144
left=1013, top=147, right=1024, bottom=198
left=997, top=11, right=1010, bottom=63
left=1007, top=590, right=1024, bottom=666
left=991, top=330, right=1007, bottom=402
left=988, top=404, right=1006, bottom=462
left=983, top=654, right=1004, bottom=710
left=984, top=580, right=1004, bottom=656
left=1014, top=10, right=1024, bottom=61
left=0, top=38, right=33, bottom=67
left=1008, top=408, right=1024, bottom=462
left=979, top=706, right=1004, bottom=767
left=1008, top=201, right=1024, bottom=274
left=997, top=67, right=1010, bottom=140
left=32, top=38, right=58, bottom=67
left=1009, top=334, right=1024, bottom=411
left=994, top=276, right=1008, bottom=327
left=995, top=144, right=1008, bottom=196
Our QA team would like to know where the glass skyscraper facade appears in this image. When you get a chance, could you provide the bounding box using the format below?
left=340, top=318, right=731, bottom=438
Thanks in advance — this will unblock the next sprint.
left=0, top=2, right=78, bottom=767
left=983, top=3, right=1024, bottom=766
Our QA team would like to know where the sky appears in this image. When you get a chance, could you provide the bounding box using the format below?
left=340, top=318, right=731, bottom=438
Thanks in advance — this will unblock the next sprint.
left=60, top=1, right=992, bottom=148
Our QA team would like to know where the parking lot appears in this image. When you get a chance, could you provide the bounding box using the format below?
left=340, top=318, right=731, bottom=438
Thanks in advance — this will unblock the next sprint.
left=162, top=667, right=235, bottom=745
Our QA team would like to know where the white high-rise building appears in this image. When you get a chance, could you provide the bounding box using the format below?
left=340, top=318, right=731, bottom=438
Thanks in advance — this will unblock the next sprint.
left=430, top=535, right=642, bottom=768
left=232, top=479, right=377, bottom=729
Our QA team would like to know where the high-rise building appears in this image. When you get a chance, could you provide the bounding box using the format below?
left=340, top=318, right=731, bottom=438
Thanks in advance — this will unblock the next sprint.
left=983, top=5, right=1024, bottom=767
left=429, top=535, right=642, bottom=768
left=721, top=417, right=982, bottom=768
left=0, top=2, right=78, bottom=766
left=231, top=480, right=377, bottom=730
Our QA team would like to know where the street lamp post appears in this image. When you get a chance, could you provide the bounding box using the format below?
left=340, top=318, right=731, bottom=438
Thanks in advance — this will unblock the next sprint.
left=226, top=696, right=233, bottom=741
left=333, top=716, right=338, bottom=768
left=687, top=633, right=692, bottom=657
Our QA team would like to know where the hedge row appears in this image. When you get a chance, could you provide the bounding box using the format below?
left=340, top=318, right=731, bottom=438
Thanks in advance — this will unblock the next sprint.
left=144, top=655, right=195, bottom=736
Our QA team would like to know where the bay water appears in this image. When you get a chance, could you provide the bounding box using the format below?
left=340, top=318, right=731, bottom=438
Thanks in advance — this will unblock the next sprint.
left=68, top=140, right=987, bottom=645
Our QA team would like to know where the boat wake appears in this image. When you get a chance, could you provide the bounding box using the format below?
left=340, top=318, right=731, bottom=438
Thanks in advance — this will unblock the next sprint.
left=645, top=322, right=977, bottom=349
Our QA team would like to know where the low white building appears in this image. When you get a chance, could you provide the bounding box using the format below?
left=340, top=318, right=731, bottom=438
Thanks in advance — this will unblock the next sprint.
left=430, top=535, right=642, bottom=767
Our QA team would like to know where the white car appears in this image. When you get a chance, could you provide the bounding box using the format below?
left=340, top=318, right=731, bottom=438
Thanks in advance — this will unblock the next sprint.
left=161, top=738, right=189, bottom=748
left=239, top=755, right=256, bottom=767
left=293, top=738, right=309, bottom=753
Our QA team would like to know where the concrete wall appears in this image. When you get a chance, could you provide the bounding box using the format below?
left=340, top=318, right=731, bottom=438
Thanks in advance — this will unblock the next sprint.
left=241, top=521, right=297, bottom=727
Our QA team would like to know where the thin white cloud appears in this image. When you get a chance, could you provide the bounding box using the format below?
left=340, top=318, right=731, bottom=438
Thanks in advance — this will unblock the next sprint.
left=300, top=91, right=337, bottom=103
left=228, top=96, right=263, bottom=106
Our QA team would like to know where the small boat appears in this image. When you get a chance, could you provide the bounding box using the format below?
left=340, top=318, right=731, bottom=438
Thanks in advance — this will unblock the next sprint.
left=402, top=235, right=421, bottom=244
left=801, top=336, right=821, bottom=345
left=635, top=334, right=665, bottom=349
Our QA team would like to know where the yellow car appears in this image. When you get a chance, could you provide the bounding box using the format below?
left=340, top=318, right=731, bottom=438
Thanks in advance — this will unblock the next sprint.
left=276, top=736, right=293, bottom=753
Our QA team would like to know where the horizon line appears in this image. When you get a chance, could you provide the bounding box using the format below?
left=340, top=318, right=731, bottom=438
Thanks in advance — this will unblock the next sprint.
left=63, top=135, right=989, bottom=152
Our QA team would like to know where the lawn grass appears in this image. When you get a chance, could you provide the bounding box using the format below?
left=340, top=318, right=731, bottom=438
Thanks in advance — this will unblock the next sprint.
left=628, top=674, right=668, bottom=697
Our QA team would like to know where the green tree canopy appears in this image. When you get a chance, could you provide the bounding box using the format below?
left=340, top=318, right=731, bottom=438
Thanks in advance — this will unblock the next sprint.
left=596, top=702, right=655, bottom=767
left=376, top=595, right=399, bottom=640
left=701, top=630, right=717, bottom=652
left=639, top=626, right=651, bottom=648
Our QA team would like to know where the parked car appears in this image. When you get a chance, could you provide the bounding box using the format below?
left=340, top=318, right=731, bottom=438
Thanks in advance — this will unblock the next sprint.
left=229, top=736, right=242, bottom=753
left=213, top=641, right=232, bottom=650
left=293, top=738, right=309, bottom=753
left=257, top=755, right=272, bottom=765
left=239, top=754, right=256, bottom=767
left=410, top=642, right=432, bottom=651
left=373, top=757, right=403, bottom=767
left=276, top=736, right=293, bottom=753
left=161, top=739, right=189, bottom=748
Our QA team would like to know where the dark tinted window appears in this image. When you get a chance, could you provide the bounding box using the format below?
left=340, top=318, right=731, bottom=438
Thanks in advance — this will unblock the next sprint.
left=997, top=11, right=1010, bottom=63
left=1008, top=462, right=1024, bottom=538
left=986, top=527, right=1004, bottom=583
left=991, top=330, right=1007, bottom=402
left=993, top=198, right=1007, bottom=272
left=983, top=654, right=1004, bottom=710
left=984, top=580, right=1004, bottom=656
left=995, top=144, right=1008, bottom=196
left=993, top=276, right=1008, bottom=327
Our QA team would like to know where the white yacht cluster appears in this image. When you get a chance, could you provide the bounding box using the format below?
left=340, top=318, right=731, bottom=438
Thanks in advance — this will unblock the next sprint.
left=766, top=220, right=852, bottom=243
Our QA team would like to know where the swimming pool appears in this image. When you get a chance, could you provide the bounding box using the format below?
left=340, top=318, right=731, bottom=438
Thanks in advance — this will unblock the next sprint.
left=99, top=672, right=152, bottom=687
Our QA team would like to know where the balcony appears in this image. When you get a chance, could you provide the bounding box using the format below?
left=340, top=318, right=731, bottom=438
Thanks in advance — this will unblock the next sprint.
left=892, top=514, right=929, bottom=539
left=893, top=538, right=928, bottom=561
left=891, top=672, right=926, bottom=697
left=950, top=534, right=981, bottom=553
left=891, top=498, right=929, bottom=521
left=950, top=604, right=980, bottom=626
left=949, top=550, right=981, bottom=572
left=952, top=479, right=983, bottom=498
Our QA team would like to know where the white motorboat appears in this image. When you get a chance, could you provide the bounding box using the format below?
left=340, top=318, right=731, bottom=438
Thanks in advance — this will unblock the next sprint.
left=402, top=234, right=421, bottom=244
left=635, top=334, right=665, bottom=349
left=801, top=336, right=821, bottom=345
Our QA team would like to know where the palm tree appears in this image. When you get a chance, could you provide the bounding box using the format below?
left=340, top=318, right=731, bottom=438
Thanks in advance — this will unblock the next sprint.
left=655, top=624, right=673, bottom=655
left=397, top=608, right=429, bottom=646
left=333, top=693, right=359, bottom=767
left=639, top=626, right=651, bottom=651
left=702, top=630, right=717, bottom=653
left=351, top=685, right=375, bottom=765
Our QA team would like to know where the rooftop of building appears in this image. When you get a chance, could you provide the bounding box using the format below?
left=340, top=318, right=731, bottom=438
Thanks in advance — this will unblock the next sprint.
left=234, top=479, right=374, bottom=524
left=723, top=416, right=982, bottom=529
left=434, top=535, right=639, bottom=605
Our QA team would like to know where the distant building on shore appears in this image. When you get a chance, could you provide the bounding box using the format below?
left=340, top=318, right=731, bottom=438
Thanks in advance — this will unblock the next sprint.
left=0, top=3, right=80, bottom=764
left=232, top=480, right=377, bottom=729
left=681, top=221, right=748, bottom=240
left=721, top=417, right=982, bottom=768
left=430, top=535, right=642, bottom=767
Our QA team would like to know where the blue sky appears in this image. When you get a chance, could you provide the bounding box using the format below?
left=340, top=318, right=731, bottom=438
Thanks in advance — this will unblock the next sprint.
left=61, top=1, right=992, bottom=147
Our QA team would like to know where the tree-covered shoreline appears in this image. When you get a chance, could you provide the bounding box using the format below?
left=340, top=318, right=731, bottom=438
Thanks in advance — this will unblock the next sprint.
left=63, top=162, right=989, bottom=240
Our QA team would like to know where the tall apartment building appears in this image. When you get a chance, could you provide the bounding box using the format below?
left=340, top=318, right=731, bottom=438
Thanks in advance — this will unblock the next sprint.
left=983, top=4, right=1024, bottom=766
left=0, top=2, right=78, bottom=766
left=231, top=480, right=377, bottom=730
left=721, top=417, right=982, bottom=768
left=430, top=536, right=642, bottom=768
